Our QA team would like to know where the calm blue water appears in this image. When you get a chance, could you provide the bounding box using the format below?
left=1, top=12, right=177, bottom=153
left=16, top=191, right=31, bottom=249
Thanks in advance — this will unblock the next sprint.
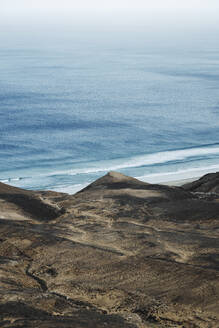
left=1, top=36, right=219, bottom=193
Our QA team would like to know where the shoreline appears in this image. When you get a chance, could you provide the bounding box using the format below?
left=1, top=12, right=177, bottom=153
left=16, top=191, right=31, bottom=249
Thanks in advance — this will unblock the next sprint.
left=1, top=168, right=216, bottom=195
left=0, top=174, right=204, bottom=195
left=161, top=177, right=199, bottom=186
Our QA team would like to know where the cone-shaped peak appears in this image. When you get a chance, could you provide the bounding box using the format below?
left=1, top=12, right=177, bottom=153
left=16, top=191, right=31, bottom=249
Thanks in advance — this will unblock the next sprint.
left=78, top=171, right=149, bottom=193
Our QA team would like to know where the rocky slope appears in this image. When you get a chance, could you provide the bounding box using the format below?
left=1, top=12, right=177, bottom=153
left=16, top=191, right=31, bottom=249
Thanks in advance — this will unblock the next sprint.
left=0, top=172, right=219, bottom=327
left=183, top=172, right=219, bottom=193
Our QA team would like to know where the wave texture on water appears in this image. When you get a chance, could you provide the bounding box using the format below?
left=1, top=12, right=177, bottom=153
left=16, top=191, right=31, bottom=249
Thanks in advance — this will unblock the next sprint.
left=1, top=41, right=219, bottom=192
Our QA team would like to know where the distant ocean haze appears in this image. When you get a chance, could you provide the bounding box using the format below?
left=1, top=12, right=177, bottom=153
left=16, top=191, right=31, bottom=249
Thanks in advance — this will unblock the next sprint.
left=0, top=36, right=219, bottom=193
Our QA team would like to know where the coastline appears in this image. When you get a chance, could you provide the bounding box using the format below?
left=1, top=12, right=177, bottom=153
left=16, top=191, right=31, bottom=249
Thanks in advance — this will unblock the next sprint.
left=1, top=164, right=218, bottom=194
left=162, top=177, right=199, bottom=186
left=0, top=174, right=206, bottom=195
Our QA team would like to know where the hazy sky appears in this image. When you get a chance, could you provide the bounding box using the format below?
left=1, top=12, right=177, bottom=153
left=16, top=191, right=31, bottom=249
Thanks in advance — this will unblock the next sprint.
left=1, top=0, right=218, bottom=11
left=2, top=0, right=219, bottom=20
left=1, top=0, right=219, bottom=44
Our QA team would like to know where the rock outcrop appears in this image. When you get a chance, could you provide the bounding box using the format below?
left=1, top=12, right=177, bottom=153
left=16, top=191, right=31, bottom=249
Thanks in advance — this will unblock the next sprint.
left=183, top=172, right=219, bottom=193
left=0, top=172, right=219, bottom=327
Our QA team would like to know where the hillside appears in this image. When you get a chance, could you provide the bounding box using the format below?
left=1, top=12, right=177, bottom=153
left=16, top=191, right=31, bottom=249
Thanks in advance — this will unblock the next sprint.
left=0, top=172, right=219, bottom=327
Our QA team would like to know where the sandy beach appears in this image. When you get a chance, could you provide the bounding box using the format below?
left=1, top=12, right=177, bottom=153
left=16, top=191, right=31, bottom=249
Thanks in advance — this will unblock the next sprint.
left=163, top=177, right=199, bottom=186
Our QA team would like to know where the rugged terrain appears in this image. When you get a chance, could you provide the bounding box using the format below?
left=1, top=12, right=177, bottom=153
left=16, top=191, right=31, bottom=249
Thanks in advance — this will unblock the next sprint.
left=0, top=171, right=219, bottom=327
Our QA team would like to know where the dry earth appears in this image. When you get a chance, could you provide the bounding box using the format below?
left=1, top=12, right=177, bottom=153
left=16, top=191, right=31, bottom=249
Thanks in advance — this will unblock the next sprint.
left=0, top=171, right=219, bottom=327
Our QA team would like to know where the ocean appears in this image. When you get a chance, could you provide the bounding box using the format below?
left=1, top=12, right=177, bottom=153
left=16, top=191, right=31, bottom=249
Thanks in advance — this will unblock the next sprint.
left=1, top=32, right=219, bottom=193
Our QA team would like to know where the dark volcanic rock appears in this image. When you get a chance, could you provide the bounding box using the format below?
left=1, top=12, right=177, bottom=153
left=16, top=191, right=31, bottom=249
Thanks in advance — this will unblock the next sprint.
left=183, top=172, right=219, bottom=193
left=0, top=182, right=65, bottom=221
left=0, top=172, right=219, bottom=327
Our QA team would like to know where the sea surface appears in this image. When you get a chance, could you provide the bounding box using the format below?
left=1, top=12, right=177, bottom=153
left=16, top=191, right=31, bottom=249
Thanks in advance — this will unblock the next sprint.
left=1, top=34, right=219, bottom=193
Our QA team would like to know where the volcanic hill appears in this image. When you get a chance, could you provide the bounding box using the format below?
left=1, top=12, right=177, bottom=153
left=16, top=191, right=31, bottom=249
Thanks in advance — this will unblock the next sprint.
left=0, top=171, right=219, bottom=327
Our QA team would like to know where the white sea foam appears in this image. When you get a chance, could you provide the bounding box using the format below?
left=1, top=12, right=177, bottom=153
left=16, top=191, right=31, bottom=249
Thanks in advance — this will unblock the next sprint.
left=0, top=177, right=23, bottom=183
left=137, top=164, right=219, bottom=184
left=48, top=165, right=219, bottom=194
left=47, top=145, right=219, bottom=177
left=2, top=145, right=219, bottom=193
